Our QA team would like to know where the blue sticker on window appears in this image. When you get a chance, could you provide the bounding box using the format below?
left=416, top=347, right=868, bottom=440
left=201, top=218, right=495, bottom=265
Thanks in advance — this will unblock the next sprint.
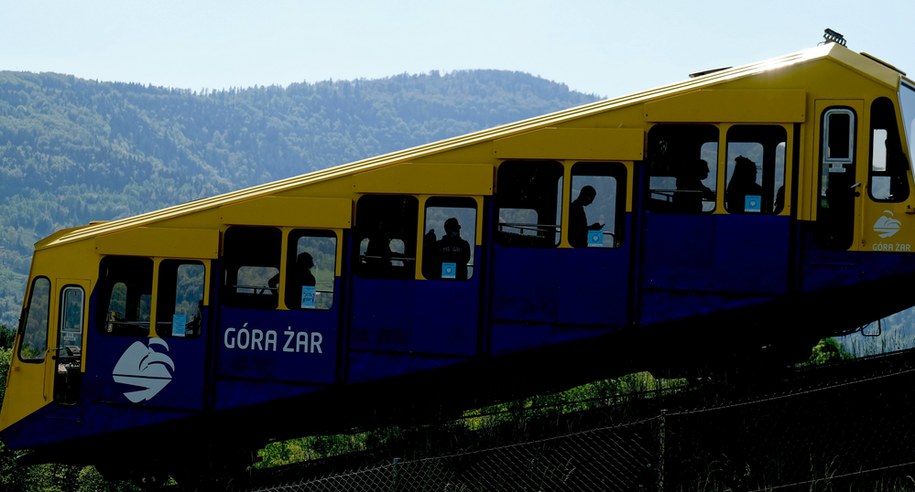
left=745, top=195, right=762, bottom=213
left=441, top=262, right=457, bottom=279
left=172, top=313, right=187, bottom=337
left=301, top=286, right=316, bottom=309
left=588, top=230, right=603, bottom=247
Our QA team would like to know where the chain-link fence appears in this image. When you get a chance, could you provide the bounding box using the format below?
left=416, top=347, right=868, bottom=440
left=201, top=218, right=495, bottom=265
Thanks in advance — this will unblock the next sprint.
left=236, top=354, right=915, bottom=491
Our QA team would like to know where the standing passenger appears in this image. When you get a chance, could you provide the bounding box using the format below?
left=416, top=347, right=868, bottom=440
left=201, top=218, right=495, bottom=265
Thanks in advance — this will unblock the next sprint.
left=436, top=217, right=471, bottom=279
left=569, top=185, right=603, bottom=247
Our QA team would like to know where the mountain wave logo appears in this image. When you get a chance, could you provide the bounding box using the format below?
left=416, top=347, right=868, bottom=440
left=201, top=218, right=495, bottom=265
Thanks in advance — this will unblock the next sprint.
left=874, top=210, right=902, bottom=239
left=112, top=337, right=175, bottom=403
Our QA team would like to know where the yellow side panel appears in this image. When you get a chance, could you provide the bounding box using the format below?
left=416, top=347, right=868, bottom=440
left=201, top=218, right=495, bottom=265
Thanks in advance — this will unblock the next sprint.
left=0, top=278, right=56, bottom=430
left=97, top=227, right=219, bottom=258
left=493, top=128, right=644, bottom=160
left=219, top=196, right=352, bottom=228
left=353, top=163, right=493, bottom=195
left=0, top=357, right=51, bottom=430
left=644, top=90, right=807, bottom=123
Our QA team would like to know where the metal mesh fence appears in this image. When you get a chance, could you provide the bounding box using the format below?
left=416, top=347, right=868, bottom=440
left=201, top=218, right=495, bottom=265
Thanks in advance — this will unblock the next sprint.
left=236, top=355, right=915, bottom=492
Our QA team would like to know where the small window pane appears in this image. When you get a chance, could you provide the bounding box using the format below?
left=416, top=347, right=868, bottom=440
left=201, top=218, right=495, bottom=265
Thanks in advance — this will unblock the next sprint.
left=59, top=286, right=84, bottom=349
left=423, top=197, right=476, bottom=280
left=222, top=226, right=282, bottom=309
left=725, top=125, right=787, bottom=214
left=355, top=195, right=418, bottom=279
left=495, top=161, right=563, bottom=247
left=20, top=277, right=50, bottom=362
left=286, top=231, right=336, bottom=309
left=570, top=162, right=626, bottom=247
left=647, top=124, right=719, bottom=214
left=156, top=261, right=205, bottom=337
left=98, top=256, right=153, bottom=336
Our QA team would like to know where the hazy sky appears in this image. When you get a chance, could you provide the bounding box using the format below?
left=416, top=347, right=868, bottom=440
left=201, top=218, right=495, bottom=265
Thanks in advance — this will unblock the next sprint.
left=2, top=0, right=912, bottom=99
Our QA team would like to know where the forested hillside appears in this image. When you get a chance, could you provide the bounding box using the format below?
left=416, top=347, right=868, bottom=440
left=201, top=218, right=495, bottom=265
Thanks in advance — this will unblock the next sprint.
left=0, top=70, right=599, bottom=327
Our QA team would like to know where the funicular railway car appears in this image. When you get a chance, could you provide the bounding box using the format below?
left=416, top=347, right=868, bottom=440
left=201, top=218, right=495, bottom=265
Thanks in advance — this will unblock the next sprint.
left=3, top=33, right=915, bottom=480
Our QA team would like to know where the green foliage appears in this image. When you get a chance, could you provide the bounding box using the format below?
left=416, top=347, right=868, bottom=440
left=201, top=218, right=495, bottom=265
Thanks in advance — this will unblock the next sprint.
left=257, top=433, right=369, bottom=468
left=259, top=373, right=685, bottom=473
left=805, top=337, right=852, bottom=366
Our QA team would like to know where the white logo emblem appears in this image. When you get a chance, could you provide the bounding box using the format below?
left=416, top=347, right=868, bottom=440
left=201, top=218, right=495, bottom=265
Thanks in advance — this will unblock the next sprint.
left=874, top=210, right=902, bottom=238
left=112, top=338, right=175, bottom=403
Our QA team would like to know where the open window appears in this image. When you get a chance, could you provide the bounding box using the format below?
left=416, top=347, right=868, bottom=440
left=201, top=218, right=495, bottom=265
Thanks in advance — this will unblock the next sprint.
left=97, top=256, right=153, bottom=336
left=569, top=162, right=626, bottom=247
left=724, top=125, right=787, bottom=214
left=155, top=260, right=205, bottom=337
left=647, top=124, right=719, bottom=213
left=495, top=160, right=563, bottom=247
left=285, top=230, right=336, bottom=308
left=355, top=195, right=418, bottom=279
left=222, top=226, right=282, bottom=309
left=869, top=97, right=909, bottom=202
left=422, top=197, right=476, bottom=280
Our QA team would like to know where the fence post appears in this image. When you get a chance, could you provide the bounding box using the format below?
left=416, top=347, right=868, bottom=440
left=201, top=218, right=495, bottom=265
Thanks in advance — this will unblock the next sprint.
left=658, top=409, right=666, bottom=492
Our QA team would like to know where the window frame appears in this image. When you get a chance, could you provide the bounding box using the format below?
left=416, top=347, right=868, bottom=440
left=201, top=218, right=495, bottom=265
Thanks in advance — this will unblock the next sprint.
left=495, top=160, right=564, bottom=248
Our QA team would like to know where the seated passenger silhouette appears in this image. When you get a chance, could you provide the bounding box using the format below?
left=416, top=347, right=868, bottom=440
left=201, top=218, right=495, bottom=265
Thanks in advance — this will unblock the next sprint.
left=726, top=156, right=765, bottom=213
left=435, top=217, right=471, bottom=279
left=569, top=185, right=603, bottom=247
left=674, top=158, right=715, bottom=213
left=363, top=219, right=393, bottom=274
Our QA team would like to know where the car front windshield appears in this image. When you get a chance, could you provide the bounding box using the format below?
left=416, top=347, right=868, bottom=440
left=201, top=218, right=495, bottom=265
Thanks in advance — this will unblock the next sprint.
left=900, top=82, right=915, bottom=173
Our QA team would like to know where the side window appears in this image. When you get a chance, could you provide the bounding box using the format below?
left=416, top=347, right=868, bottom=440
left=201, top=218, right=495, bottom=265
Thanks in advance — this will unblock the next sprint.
left=58, top=286, right=84, bottom=350
left=355, top=195, right=418, bottom=279
left=422, top=197, right=476, bottom=280
left=869, top=97, right=909, bottom=202
left=156, top=260, right=205, bottom=337
left=495, top=160, right=563, bottom=247
left=569, top=162, right=626, bottom=248
left=647, top=124, right=719, bottom=213
left=817, top=107, right=857, bottom=250
left=19, top=277, right=50, bottom=362
left=222, top=226, right=281, bottom=309
left=725, top=125, right=787, bottom=214
left=286, top=230, right=336, bottom=309
left=98, top=256, right=153, bottom=336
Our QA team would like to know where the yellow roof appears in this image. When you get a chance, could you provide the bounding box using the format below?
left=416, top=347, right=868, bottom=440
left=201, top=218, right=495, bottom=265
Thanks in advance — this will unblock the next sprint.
left=39, top=42, right=905, bottom=250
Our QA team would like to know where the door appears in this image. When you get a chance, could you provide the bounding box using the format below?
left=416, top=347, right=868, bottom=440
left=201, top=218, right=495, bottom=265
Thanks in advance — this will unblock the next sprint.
left=490, top=160, right=630, bottom=355
left=53, top=281, right=88, bottom=406
left=640, top=123, right=793, bottom=325
left=347, top=194, right=482, bottom=383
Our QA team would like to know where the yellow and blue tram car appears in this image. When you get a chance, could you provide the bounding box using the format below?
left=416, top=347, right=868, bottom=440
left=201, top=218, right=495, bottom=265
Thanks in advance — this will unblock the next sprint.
left=3, top=37, right=915, bottom=478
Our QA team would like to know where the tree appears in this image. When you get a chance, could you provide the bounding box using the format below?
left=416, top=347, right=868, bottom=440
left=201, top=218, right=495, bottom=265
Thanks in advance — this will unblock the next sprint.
left=805, top=338, right=851, bottom=366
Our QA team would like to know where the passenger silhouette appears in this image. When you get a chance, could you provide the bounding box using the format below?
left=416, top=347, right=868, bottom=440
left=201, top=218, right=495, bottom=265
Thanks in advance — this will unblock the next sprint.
left=674, top=158, right=715, bottom=213
left=569, top=185, right=603, bottom=247
left=268, top=251, right=317, bottom=308
left=363, top=219, right=393, bottom=274
left=289, top=252, right=317, bottom=308
left=435, top=217, right=471, bottom=279
left=726, top=156, right=765, bottom=213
